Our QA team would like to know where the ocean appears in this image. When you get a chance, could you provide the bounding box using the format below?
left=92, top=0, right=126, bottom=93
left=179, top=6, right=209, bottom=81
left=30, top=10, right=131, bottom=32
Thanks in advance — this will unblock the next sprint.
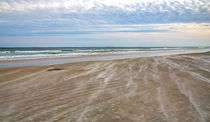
left=0, top=47, right=209, bottom=60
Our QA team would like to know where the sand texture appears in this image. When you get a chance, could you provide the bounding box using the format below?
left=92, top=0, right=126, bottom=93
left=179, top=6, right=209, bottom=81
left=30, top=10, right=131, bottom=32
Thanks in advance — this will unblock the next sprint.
left=0, top=52, right=210, bottom=122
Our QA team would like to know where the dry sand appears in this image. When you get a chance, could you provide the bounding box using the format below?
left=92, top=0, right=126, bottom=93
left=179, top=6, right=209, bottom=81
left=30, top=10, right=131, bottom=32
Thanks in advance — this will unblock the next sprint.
left=0, top=52, right=210, bottom=122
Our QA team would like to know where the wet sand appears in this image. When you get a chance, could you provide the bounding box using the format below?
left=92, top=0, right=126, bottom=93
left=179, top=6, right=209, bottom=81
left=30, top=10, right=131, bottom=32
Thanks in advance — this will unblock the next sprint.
left=0, top=52, right=210, bottom=122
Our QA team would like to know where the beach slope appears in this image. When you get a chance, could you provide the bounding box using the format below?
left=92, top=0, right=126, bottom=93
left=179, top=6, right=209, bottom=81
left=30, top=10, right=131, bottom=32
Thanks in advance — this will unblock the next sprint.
left=0, top=52, right=210, bottom=122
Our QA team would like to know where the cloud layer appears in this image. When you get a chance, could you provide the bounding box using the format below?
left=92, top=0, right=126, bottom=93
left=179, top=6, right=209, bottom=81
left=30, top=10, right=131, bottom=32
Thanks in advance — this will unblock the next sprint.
left=0, top=0, right=210, bottom=46
left=0, top=0, right=209, bottom=13
left=0, top=0, right=210, bottom=24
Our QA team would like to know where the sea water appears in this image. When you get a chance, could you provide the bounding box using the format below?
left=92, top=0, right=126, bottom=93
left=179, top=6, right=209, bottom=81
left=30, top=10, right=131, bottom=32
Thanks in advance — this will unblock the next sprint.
left=0, top=47, right=209, bottom=60
left=0, top=47, right=209, bottom=67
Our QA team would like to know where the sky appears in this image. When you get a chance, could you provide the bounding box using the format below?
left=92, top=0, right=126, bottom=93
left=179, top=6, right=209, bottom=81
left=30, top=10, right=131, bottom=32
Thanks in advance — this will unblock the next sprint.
left=0, top=0, right=210, bottom=47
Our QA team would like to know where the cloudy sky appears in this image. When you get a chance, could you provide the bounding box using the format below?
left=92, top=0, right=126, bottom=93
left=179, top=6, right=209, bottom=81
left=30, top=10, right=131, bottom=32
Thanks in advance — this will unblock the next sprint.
left=0, top=0, right=210, bottom=47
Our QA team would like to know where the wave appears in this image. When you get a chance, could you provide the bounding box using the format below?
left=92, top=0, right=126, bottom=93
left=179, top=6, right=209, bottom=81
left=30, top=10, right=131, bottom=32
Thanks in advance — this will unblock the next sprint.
left=0, top=47, right=209, bottom=61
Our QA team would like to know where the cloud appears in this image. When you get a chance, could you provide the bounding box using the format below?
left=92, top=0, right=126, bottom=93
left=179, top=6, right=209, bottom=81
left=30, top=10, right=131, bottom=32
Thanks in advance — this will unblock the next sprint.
left=1, top=27, right=210, bottom=47
left=0, top=0, right=209, bottom=13
left=0, top=23, right=209, bottom=36
left=0, top=0, right=209, bottom=27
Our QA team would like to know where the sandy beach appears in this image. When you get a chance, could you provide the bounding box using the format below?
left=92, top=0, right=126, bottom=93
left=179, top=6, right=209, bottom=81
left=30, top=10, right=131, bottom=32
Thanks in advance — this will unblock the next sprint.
left=0, top=52, right=210, bottom=122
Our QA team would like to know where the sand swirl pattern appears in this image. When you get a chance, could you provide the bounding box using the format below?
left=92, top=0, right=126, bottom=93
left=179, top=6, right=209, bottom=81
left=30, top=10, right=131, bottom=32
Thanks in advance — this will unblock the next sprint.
left=0, top=52, right=210, bottom=122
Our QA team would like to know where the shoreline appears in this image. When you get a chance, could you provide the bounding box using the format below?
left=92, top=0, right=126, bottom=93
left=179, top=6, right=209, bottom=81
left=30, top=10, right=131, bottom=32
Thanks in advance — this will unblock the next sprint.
left=0, top=49, right=209, bottom=68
